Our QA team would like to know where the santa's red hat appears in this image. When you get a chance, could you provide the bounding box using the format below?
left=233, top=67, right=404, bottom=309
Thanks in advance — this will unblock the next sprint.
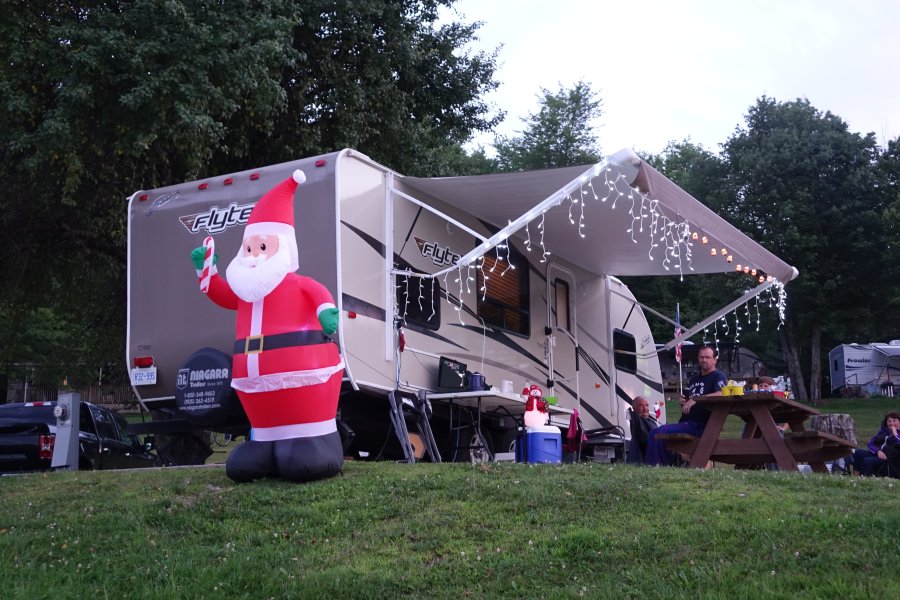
left=243, top=169, right=306, bottom=271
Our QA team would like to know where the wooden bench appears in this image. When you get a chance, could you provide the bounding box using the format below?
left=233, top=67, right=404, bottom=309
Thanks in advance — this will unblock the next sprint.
left=783, top=430, right=855, bottom=463
left=655, top=433, right=699, bottom=455
left=657, top=430, right=854, bottom=468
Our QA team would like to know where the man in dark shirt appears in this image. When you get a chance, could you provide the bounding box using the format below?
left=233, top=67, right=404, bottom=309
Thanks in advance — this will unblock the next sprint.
left=645, top=345, right=727, bottom=466
left=626, top=396, right=658, bottom=464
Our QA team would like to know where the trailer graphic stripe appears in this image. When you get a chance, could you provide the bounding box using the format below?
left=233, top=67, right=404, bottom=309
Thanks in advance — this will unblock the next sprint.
left=399, top=206, right=423, bottom=256
left=341, top=295, right=385, bottom=321
left=342, top=221, right=385, bottom=258
left=576, top=326, right=664, bottom=393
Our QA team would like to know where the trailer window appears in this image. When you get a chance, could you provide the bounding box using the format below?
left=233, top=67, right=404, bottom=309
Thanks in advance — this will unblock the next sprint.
left=476, top=245, right=530, bottom=336
left=613, top=329, right=637, bottom=374
left=79, top=408, right=96, bottom=438
left=90, top=406, right=119, bottom=441
left=396, top=274, right=441, bottom=331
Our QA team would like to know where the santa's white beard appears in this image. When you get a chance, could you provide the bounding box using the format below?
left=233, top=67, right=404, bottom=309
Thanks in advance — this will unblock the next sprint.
left=225, top=248, right=292, bottom=303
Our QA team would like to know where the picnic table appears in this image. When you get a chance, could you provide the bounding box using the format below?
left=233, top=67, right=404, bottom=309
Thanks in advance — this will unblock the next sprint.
left=657, top=392, right=855, bottom=472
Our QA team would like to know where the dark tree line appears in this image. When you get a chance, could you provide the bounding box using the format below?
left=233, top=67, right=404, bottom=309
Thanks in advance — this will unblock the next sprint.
left=0, top=0, right=501, bottom=386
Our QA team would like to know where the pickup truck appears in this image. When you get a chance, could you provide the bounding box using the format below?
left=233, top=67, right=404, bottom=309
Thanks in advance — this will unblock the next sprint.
left=0, top=401, right=159, bottom=474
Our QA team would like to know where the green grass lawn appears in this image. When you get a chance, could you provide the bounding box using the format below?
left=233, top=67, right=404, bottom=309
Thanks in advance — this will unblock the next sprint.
left=1, top=462, right=898, bottom=599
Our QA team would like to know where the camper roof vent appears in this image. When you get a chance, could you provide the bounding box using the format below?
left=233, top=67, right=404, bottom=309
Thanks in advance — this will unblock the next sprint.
left=890, top=340, right=900, bottom=346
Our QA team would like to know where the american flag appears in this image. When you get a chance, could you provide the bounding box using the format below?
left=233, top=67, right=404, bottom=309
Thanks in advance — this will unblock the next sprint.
left=675, top=303, right=683, bottom=364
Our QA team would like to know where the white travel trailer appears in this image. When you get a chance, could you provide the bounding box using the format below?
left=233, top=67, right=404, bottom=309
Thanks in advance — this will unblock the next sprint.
left=126, top=148, right=798, bottom=464
left=829, top=342, right=900, bottom=395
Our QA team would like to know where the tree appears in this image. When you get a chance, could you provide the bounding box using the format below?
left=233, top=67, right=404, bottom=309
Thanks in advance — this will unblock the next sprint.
left=0, top=1, right=501, bottom=384
left=493, top=81, right=602, bottom=171
left=228, top=0, right=504, bottom=177
left=877, top=138, right=900, bottom=328
left=722, top=97, right=891, bottom=403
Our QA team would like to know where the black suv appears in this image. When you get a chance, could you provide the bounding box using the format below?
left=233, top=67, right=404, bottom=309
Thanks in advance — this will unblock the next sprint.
left=0, top=401, right=159, bottom=473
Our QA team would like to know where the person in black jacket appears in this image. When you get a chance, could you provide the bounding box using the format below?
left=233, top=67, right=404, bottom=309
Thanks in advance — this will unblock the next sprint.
left=853, top=411, right=900, bottom=477
left=626, top=396, right=658, bottom=464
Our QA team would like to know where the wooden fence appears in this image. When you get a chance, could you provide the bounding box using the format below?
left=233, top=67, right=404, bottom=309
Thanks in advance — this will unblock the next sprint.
left=4, top=385, right=139, bottom=412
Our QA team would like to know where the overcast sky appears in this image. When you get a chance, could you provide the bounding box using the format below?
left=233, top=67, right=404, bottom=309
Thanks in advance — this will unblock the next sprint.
left=442, top=0, right=900, bottom=156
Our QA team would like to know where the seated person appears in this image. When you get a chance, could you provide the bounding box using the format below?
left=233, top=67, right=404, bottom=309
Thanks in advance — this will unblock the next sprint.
left=758, top=376, right=776, bottom=391
left=756, top=377, right=790, bottom=432
left=853, top=411, right=900, bottom=477
left=645, top=345, right=727, bottom=466
left=626, top=396, right=657, bottom=464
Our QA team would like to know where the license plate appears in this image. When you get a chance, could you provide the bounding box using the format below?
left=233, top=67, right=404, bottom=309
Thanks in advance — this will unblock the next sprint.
left=131, top=366, right=158, bottom=386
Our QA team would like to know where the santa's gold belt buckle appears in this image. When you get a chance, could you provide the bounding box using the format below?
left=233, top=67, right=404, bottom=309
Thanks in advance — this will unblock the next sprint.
left=245, top=335, right=264, bottom=354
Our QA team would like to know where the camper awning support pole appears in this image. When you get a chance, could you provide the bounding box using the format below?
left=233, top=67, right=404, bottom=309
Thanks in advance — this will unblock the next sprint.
left=631, top=300, right=680, bottom=330
left=391, top=189, right=489, bottom=243
left=661, top=280, right=777, bottom=351
left=385, top=172, right=395, bottom=362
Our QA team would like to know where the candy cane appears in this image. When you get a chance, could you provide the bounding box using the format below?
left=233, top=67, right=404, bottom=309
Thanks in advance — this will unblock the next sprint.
left=200, top=236, right=214, bottom=294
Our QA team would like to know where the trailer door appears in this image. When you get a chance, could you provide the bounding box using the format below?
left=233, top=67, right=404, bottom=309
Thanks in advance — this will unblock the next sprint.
left=546, top=264, right=579, bottom=407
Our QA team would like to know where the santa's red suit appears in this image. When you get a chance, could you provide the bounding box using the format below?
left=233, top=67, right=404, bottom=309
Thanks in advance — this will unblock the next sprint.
left=195, top=169, right=344, bottom=483
left=204, top=271, right=344, bottom=439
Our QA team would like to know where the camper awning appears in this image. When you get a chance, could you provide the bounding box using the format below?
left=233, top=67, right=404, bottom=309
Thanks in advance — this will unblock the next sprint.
left=874, top=345, right=900, bottom=358
left=401, top=149, right=798, bottom=284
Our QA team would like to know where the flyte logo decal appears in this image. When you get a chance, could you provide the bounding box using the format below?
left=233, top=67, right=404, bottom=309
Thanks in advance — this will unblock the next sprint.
left=414, top=236, right=461, bottom=267
left=179, top=202, right=256, bottom=234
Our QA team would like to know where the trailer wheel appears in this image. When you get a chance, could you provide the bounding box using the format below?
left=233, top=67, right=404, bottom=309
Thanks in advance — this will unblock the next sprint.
left=211, top=432, right=233, bottom=447
left=453, top=426, right=493, bottom=464
left=150, top=410, right=214, bottom=466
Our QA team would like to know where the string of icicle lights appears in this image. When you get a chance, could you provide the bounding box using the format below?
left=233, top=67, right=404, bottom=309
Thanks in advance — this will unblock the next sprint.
left=393, top=162, right=789, bottom=331
left=699, top=285, right=788, bottom=354
left=511, top=166, right=698, bottom=277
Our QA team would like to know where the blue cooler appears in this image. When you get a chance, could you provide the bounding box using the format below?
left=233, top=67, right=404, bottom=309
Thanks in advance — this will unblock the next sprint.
left=517, top=425, right=562, bottom=464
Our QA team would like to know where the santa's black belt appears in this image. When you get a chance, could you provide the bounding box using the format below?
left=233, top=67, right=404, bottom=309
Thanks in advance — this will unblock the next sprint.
left=234, top=330, right=331, bottom=355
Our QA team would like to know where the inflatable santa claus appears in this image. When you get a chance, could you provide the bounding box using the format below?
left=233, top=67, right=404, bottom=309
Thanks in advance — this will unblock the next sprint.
left=190, top=169, right=345, bottom=483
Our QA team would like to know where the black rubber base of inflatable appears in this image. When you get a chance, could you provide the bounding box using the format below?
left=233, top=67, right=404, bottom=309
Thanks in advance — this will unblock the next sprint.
left=226, top=431, right=343, bottom=483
